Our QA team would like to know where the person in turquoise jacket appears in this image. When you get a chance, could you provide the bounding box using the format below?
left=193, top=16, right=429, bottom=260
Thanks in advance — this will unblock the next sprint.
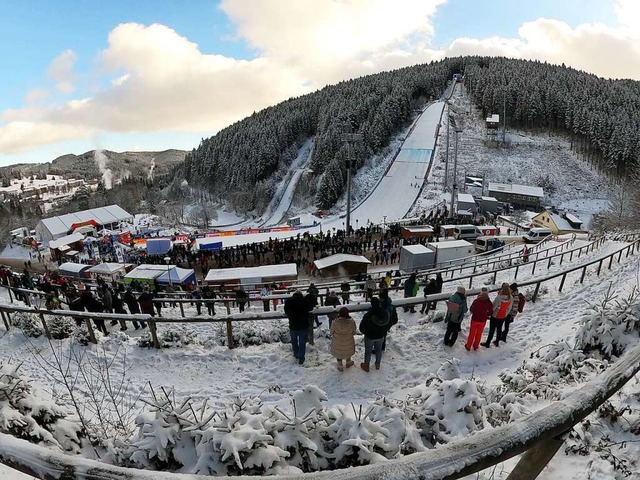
left=444, top=286, right=468, bottom=346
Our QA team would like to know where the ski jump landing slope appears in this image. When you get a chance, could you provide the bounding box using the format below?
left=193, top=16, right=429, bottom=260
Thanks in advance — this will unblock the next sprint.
left=350, top=101, right=444, bottom=226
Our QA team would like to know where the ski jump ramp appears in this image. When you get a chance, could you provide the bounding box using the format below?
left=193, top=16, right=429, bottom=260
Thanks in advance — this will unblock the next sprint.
left=349, top=100, right=444, bottom=227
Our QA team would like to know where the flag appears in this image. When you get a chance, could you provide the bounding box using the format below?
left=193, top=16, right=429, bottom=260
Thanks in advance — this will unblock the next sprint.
left=465, top=175, right=483, bottom=188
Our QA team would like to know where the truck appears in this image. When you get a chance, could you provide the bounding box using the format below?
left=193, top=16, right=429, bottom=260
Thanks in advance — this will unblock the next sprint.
left=399, top=244, right=435, bottom=272
left=427, top=240, right=474, bottom=267
left=476, top=225, right=499, bottom=236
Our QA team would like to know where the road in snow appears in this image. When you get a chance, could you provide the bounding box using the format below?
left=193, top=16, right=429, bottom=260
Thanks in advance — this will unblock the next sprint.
left=323, top=101, right=444, bottom=231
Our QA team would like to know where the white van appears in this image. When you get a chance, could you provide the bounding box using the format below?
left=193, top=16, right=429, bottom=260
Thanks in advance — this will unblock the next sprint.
left=523, top=227, right=552, bottom=244
left=475, top=236, right=503, bottom=253
left=454, top=224, right=479, bottom=241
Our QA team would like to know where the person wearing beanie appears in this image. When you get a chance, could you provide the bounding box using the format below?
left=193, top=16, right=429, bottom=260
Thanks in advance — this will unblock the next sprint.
left=330, top=307, right=356, bottom=371
left=465, top=287, right=494, bottom=351
left=284, top=290, right=313, bottom=364
left=501, top=283, right=524, bottom=342
left=359, top=296, right=391, bottom=371
left=444, top=286, right=468, bottom=346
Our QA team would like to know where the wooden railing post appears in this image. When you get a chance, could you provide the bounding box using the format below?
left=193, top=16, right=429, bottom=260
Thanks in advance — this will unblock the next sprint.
left=531, top=260, right=537, bottom=275
left=532, top=282, right=541, bottom=302
left=226, top=320, right=234, bottom=349
left=558, top=273, right=567, bottom=292
left=38, top=312, right=51, bottom=339
left=608, top=254, right=614, bottom=269
left=1, top=311, right=10, bottom=331
left=179, top=302, right=185, bottom=317
left=148, top=320, right=161, bottom=349
left=559, top=253, right=564, bottom=265
left=84, top=319, right=97, bottom=344
left=226, top=300, right=231, bottom=315
left=580, top=266, right=587, bottom=284
left=506, top=434, right=568, bottom=480
left=514, top=265, right=519, bottom=279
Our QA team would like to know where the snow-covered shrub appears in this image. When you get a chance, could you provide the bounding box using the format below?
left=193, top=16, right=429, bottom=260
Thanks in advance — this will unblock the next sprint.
left=12, top=311, right=44, bottom=337
left=72, top=327, right=92, bottom=346
left=0, top=362, right=83, bottom=452
left=220, top=320, right=290, bottom=347
left=405, top=359, right=487, bottom=445
left=574, top=286, right=639, bottom=359
left=47, top=316, right=76, bottom=339
left=137, top=327, right=198, bottom=348
left=524, top=285, right=548, bottom=301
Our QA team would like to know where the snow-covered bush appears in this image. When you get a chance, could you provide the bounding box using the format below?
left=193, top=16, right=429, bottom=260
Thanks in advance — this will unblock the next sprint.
left=72, top=327, right=92, bottom=346
left=405, top=359, right=486, bottom=445
left=12, top=311, right=44, bottom=337
left=574, top=286, right=639, bottom=359
left=47, top=316, right=76, bottom=339
left=0, top=362, right=84, bottom=452
left=220, top=321, right=290, bottom=347
left=524, top=285, right=548, bottom=301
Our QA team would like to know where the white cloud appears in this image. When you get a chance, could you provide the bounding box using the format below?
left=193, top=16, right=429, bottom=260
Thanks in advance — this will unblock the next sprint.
left=2, top=0, right=640, bottom=158
left=46, top=50, right=77, bottom=94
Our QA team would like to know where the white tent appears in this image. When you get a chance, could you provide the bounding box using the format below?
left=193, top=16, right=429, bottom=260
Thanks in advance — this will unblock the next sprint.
left=157, top=267, right=197, bottom=286
left=124, top=264, right=168, bottom=284
left=205, top=264, right=298, bottom=286
left=87, top=263, right=130, bottom=278
left=58, top=262, right=91, bottom=278
left=49, top=232, right=84, bottom=250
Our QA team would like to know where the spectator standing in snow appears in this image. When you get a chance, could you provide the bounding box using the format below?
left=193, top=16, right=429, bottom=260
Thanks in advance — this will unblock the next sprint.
left=483, top=283, right=513, bottom=348
left=340, top=281, right=351, bottom=304
left=191, top=288, right=202, bottom=315
left=420, top=278, right=438, bottom=314
left=305, top=287, right=321, bottom=327
left=284, top=290, right=312, bottom=365
left=364, top=275, right=377, bottom=301
left=123, top=287, right=146, bottom=329
left=202, top=285, right=216, bottom=316
left=403, top=273, right=418, bottom=313
left=325, top=289, right=341, bottom=327
left=330, top=307, right=356, bottom=371
left=359, top=296, right=390, bottom=371
left=260, top=284, right=271, bottom=312
left=235, top=286, right=248, bottom=313
left=501, top=283, right=525, bottom=342
left=522, top=247, right=530, bottom=263
left=465, top=287, right=493, bottom=351
left=443, top=286, right=468, bottom=346
left=379, top=288, right=398, bottom=351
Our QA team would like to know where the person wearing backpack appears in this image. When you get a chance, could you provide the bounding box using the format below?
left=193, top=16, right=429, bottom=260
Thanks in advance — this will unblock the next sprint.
left=379, top=288, right=398, bottom=351
left=482, top=283, right=513, bottom=348
left=501, top=283, right=525, bottom=342
left=444, top=286, right=468, bottom=347
left=359, top=297, right=390, bottom=371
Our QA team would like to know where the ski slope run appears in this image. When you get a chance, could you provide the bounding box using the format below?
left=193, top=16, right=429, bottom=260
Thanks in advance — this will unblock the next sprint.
left=350, top=101, right=444, bottom=226
left=261, top=167, right=307, bottom=227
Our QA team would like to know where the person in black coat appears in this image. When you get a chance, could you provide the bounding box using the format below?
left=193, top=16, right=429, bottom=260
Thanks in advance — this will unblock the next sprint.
left=420, top=278, right=439, bottom=314
left=124, top=288, right=146, bottom=329
left=359, top=297, right=390, bottom=371
left=81, top=289, right=108, bottom=335
left=284, top=290, right=312, bottom=365
left=305, top=289, right=320, bottom=327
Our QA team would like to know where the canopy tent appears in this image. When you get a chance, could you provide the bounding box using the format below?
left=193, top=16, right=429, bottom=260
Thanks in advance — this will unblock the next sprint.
left=146, top=238, right=172, bottom=255
left=65, top=250, right=80, bottom=257
left=205, top=264, right=298, bottom=287
left=123, top=264, right=168, bottom=284
left=156, top=267, right=197, bottom=286
left=87, top=263, right=130, bottom=279
left=58, top=262, right=91, bottom=278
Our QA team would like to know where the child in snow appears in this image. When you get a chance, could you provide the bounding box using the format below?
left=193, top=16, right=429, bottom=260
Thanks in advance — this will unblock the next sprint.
left=330, top=307, right=356, bottom=371
left=444, top=286, right=468, bottom=346
left=465, top=287, right=493, bottom=351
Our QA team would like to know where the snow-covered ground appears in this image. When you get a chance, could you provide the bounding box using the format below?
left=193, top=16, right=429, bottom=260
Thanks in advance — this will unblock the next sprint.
left=1, top=235, right=638, bottom=479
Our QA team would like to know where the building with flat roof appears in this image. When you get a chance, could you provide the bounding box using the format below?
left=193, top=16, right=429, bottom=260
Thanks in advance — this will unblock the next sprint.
left=488, top=183, right=544, bottom=210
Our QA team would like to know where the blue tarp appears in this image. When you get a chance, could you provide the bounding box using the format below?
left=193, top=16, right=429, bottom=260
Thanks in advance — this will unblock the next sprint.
left=199, top=240, right=222, bottom=251
left=147, top=238, right=172, bottom=255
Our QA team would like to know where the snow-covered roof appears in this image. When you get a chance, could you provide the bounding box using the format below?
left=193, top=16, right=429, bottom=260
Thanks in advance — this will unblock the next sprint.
left=38, top=204, right=132, bottom=238
left=486, top=114, right=499, bottom=123
left=87, top=263, right=129, bottom=275
left=488, top=183, right=544, bottom=198
left=481, top=196, right=499, bottom=202
left=49, top=232, right=84, bottom=249
left=402, top=244, right=432, bottom=255
left=549, top=212, right=585, bottom=232
left=124, top=264, right=170, bottom=281
left=58, top=262, right=91, bottom=274
left=402, top=226, right=434, bottom=233
left=432, top=240, right=474, bottom=249
left=457, top=193, right=476, bottom=204
left=204, top=264, right=298, bottom=283
left=564, top=213, right=583, bottom=225
left=314, top=254, right=371, bottom=270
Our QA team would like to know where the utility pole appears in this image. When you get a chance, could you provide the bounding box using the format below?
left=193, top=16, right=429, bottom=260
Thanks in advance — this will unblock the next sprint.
left=444, top=103, right=450, bottom=190
left=503, top=88, right=507, bottom=143
left=341, top=133, right=363, bottom=237
left=449, top=123, right=463, bottom=219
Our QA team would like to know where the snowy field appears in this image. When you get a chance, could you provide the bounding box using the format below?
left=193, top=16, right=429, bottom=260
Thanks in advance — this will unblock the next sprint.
left=1, top=234, right=639, bottom=479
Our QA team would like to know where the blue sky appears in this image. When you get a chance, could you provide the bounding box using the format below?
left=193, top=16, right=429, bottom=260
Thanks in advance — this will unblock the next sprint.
left=0, top=0, right=635, bottom=167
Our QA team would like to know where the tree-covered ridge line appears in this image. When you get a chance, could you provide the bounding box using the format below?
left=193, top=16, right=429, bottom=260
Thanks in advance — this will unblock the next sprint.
left=183, top=56, right=640, bottom=213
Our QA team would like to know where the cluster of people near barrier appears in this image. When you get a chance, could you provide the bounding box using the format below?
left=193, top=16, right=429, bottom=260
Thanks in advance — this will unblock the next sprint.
left=282, top=280, right=525, bottom=370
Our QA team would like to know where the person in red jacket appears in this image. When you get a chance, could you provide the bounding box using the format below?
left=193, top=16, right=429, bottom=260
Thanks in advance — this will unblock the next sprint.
left=465, top=287, right=493, bottom=351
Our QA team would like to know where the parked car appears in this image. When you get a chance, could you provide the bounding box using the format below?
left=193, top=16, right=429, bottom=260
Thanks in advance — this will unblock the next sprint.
left=523, top=227, right=552, bottom=244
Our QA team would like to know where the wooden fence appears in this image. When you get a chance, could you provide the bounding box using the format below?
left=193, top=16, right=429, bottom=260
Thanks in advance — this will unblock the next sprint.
left=1, top=238, right=638, bottom=351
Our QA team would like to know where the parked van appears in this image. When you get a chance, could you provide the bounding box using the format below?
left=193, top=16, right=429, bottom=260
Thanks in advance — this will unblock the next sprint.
left=475, top=236, right=504, bottom=253
left=454, top=224, right=479, bottom=241
left=523, top=227, right=552, bottom=244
